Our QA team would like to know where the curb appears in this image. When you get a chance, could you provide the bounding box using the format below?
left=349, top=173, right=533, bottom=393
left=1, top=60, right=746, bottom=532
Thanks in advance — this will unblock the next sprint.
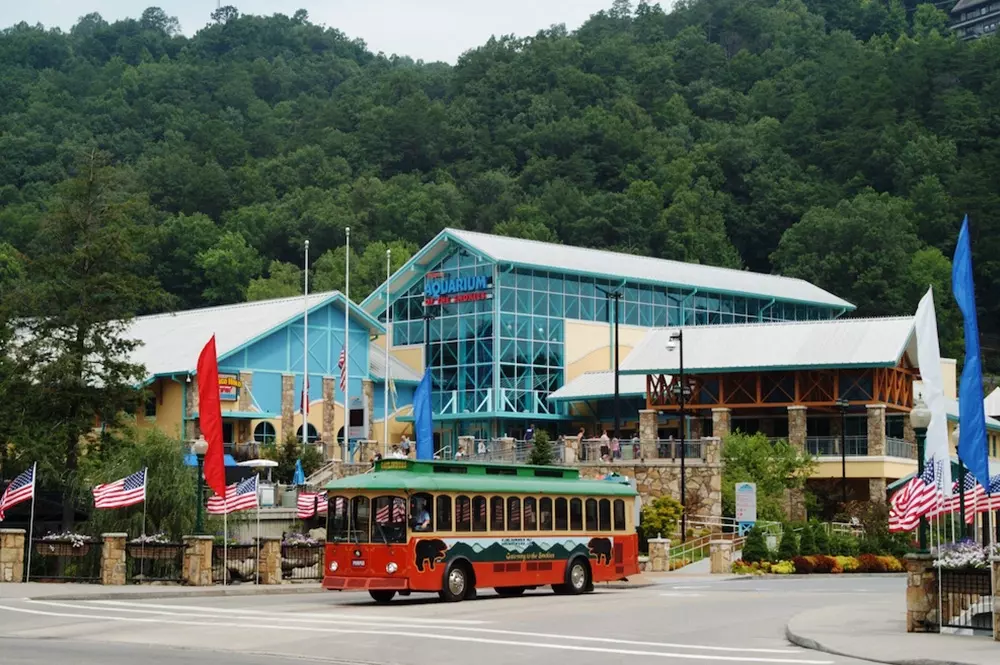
left=785, top=622, right=982, bottom=665
left=725, top=573, right=907, bottom=581
left=31, top=585, right=327, bottom=602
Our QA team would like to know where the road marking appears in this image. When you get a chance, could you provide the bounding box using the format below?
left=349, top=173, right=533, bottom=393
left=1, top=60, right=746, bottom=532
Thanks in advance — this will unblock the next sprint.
left=671, top=586, right=709, bottom=590
left=36, top=600, right=800, bottom=652
left=0, top=604, right=835, bottom=664
left=659, top=593, right=704, bottom=598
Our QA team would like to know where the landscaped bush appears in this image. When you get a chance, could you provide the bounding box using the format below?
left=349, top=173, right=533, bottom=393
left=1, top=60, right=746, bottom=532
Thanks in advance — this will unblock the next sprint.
left=811, top=554, right=838, bottom=574
left=770, top=560, right=795, bottom=574
left=776, top=529, right=798, bottom=560
left=812, top=523, right=830, bottom=554
left=741, top=526, right=770, bottom=564
left=829, top=532, right=860, bottom=556
left=798, top=526, right=818, bottom=556
left=792, top=555, right=815, bottom=574
left=835, top=556, right=860, bottom=573
left=857, top=553, right=888, bottom=573
left=883, top=556, right=904, bottom=573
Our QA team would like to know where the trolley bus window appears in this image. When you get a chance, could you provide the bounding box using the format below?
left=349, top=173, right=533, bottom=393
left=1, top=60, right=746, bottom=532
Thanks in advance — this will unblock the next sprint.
left=507, top=497, right=521, bottom=531
left=349, top=496, right=371, bottom=543
left=569, top=498, right=583, bottom=531
left=539, top=497, right=553, bottom=531
left=328, top=496, right=350, bottom=542
left=585, top=498, right=598, bottom=531
left=372, top=495, right=407, bottom=543
left=523, top=497, right=537, bottom=530
left=613, top=499, right=626, bottom=531
left=554, top=497, right=568, bottom=531
left=436, top=495, right=453, bottom=531
left=598, top=498, right=612, bottom=531
left=409, top=493, right=433, bottom=533
left=472, top=495, right=487, bottom=532
left=456, top=495, right=471, bottom=532
left=490, top=496, right=504, bottom=531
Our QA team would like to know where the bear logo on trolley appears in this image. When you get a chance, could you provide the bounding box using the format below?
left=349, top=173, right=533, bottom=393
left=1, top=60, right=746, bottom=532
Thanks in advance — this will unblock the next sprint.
left=414, top=538, right=449, bottom=571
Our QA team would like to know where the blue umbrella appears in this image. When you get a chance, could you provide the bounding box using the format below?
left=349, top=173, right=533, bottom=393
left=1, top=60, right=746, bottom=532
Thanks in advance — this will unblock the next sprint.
left=292, top=459, right=306, bottom=485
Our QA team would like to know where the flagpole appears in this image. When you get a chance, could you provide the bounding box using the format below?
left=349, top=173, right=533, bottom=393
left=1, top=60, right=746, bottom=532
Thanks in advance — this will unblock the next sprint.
left=344, top=226, right=351, bottom=463
left=255, top=474, right=261, bottom=585
left=303, top=239, right=310, bottom=447
left=25, top=462, right=36, bottom=583
left=384, top=248, right=391, bottom=458
left=141, top=468, right=147, bottom=573
left=223, top=509, right=228, bottom=587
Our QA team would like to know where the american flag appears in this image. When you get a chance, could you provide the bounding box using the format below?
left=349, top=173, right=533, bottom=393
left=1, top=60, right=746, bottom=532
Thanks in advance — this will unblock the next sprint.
left=0, top=464, right=35, bottom=522
left=207, top=475, right=259, bottom=515
left=889, top=460, right=940, bottom=532
left=296, top=491, right=330, bottom=519
left=93, top=469, right=147, bottom=509
left=338, top=347, right=347, bottom=392
left=945, top=472, right=985, bottom=517
left=301, top=378, right=310, bottom=415
left=375, top=500, right=406, bottom=523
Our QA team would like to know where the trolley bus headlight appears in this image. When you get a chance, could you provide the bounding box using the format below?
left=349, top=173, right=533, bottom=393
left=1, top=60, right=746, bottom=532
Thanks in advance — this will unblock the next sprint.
left=329, top=561, right=339, bottom=572
left=386, top=562, right=398, bottom=574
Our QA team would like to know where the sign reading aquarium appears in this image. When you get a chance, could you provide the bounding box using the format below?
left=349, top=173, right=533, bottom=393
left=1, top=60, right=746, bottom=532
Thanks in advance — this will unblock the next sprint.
left=423, top=273, right=493, bottom=306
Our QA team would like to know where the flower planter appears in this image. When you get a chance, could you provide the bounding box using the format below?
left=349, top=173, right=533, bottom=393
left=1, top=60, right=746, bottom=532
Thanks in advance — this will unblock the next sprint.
left=127, top=543, right=184, bottom=560
left=35, top=541, right=91, bottom=557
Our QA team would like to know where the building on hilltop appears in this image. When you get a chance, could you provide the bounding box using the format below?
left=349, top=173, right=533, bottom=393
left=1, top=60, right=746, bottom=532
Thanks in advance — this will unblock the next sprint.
left=950, top=0, right=1000, bottom=39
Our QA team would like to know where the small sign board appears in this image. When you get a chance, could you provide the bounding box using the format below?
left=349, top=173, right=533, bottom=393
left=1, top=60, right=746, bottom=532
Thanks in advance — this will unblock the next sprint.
left=219, top=374, right=241, bottom=401
left=735, top=482, right=757, bottom=536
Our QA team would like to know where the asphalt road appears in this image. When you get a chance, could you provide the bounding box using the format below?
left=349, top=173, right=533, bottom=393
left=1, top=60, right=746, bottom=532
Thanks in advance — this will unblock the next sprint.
left=0, top=577, right=903, bottom=665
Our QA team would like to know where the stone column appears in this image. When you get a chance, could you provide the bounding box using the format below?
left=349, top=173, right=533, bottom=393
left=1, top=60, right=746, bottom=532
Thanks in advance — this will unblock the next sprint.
left=787, top=406, right=807, bottom=453
left=709, top=540, right=734, bottom=574
left=182, top=535, right=214, bottom=586
left=903, top=414, right=916, bottom=445
left=648, top=538, right=670, bottom=572
left=457, top=435, right=474, bottom=458
left=783, top=488, right=807, bottom=523
left=905, top=553, right=939, bottom=632
left=867, top=404, right=886, bottom=456
left=362, top=379, right=375, bottom=441
left=257, top=538, right=282, bottom=585
left=868, top=478, right=887, bottom=504
left=703, top=437, right=721, bottom=465
left=100, top=533, right=127, bottom=586
left=992, top=556, right=1000, bottom=642
left=281, top=374, right=295, bottom=440
left=564, top=435, right=579, bottom=464
left=639, top=409, right=658, bottom=459
left=185, top=378, right=200, bottom=440
left=711, top=408, right=731, bottom=439
left=689, top=417, right=703, bottom=440
left=0, top=528, right=26, bottom=583
left=322, top=376, right=338, bottom=460
left=702, top=437, right=723, bottom=521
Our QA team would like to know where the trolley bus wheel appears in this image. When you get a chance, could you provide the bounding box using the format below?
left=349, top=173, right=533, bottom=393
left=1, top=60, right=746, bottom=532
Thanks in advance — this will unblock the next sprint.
left=439, top=562, right=470, bottom=602
left=369, top=590, right=396, bottom=603
left=565, top=558, right=590, bottom=595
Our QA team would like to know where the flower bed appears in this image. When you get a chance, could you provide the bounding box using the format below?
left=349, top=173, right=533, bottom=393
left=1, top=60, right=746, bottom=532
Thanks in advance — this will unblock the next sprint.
left=933, top=540, right=1000, bottom=570
left=127, top=534, right=184, bottom=560
left=732, top=554, right=906, bottom=575
left=35, top=532, right=95, bottom=557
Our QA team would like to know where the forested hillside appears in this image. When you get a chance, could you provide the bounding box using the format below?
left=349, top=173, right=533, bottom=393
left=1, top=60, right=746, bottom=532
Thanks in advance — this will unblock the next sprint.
left=0, top=1, right=996, bottom=359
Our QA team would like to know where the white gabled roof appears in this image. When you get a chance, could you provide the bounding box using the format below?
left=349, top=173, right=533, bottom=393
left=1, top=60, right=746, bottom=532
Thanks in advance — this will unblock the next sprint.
left=546, top=371, right=655, bottom=402
left=369, top=342, right=422, bottom=383
left=619, top=317, right=916, bottom=375
left=984, top=387, right=1000, bottom=417
left=128, top=291, right=382, bottom=380
left=362, top=228, right=855, bottom=314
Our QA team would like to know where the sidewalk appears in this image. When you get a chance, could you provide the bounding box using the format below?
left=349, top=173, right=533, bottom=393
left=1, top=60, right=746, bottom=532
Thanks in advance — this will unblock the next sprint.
left=786, top=597, right=998, bottom=665
left=0, top=581, right=324, bottom=601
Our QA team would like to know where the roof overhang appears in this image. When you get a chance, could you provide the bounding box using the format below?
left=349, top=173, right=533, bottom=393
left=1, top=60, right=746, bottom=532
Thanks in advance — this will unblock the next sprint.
left=546, top=371, right=652, bottom=402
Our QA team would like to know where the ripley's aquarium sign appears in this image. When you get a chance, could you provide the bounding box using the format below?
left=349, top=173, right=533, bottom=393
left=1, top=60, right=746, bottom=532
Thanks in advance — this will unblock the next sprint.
left=423, top=273, right=493, bottom=306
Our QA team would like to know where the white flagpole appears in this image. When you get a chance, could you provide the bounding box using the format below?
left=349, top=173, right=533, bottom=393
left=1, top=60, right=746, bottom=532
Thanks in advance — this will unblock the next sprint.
left=223, top=507, right=228, bottom=587
left=344, top=226, right=351, bottom=463
left=141, top=468, right=148, bottom=572
left=25, top=462, right=36, bottom=583
left=384, top=248, right=391, bottom=458
left=303, top=239, right=310, bottom=447
left=255, top=474, right=261, bottom=585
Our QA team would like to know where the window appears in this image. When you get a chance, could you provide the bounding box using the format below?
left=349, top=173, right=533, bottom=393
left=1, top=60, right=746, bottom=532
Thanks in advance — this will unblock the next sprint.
left=598, top=499, right=611, bottom=531
left=409, top=493, right=433, bottom=532
left=372, top=495, right=407, bottom=543
left=570, top=498, right=583, bottom=531
left=296, top=423, right=320, bottom=444
left=491, top=496, right=505, bottom=531
left=144, top=396, right=156, bottom=419
left=327, top=496, right=349, bottom=542
left=523, top=497, right=537, bottom=530
left=436, top=495, right=453, bottom=531
left=507, top=497, right=521, bottom=531
left=349, top=496, right=371, bottom=543
left=613, top=499, right=626, bottom=531
left=456, top=495, right=471, bottom=532
left=472, top=495, right=487, bottom=532
left=253, top=422, right=277, bottom=445
left=554, top=497, right=568, bottom=531
left=539, top=497, right=553, bottom=531
left=585, top=498, right=598, bottom=530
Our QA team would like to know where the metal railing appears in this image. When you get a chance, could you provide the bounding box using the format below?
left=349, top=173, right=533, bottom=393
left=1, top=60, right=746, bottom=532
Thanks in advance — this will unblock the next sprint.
left=462, top=440, right=565, bottom=464
left=886, top=437, right=917, bottom=459
left=212, top=544, right=259, bottom=584
left=805, top=436, right=868, bottom=456
left=281, top=543, right=324, bottom=581
left=940, top=568, right=994, bottom=634
left=126, top=542, right=186, bottom=583
left=29, top=538, right=102, bottom=583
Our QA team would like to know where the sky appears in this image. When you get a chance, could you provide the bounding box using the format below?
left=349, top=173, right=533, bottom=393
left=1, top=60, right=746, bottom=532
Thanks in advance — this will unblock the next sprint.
left=0, top=0, right=622, bottom=63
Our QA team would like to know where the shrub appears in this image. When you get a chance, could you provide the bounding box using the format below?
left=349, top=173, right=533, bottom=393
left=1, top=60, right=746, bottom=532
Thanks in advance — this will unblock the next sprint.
left=741, top=526, right=770, bottom=564
left=829, top=532, right=860, bottom=557
left=857, top=553, right=887, bottom=573
left=526, top=430, right=555, bottom=465
left=812, top=522, right=830, bottom=554
left=776, top=529, right=798, bottom=560
left=638, top=496, right=683, bottom=541
left=798, top=525, right=818, bottom=556
left=881, top=555, right=904, bottom=573
left=771, top=560, right=795, bottom=574
left=811, top=554, right=836, bottom=574
left=835, top=556, right=860, bottom=573
left=792, top=555, right=815, bottom=574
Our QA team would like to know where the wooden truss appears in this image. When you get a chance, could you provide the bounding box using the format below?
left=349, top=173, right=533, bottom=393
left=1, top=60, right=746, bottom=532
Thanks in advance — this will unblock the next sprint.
left=645, top=363, right=916, bottom=412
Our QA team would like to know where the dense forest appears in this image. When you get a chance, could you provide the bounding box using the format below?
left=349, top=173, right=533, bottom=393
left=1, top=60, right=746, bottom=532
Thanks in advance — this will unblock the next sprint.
left=0, top=0, right=997, bottom=361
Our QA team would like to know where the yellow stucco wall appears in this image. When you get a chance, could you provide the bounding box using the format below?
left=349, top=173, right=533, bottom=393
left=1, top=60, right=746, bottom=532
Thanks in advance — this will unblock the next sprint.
left=811, top=458, right=917, bottom=481
left=136, top=378, right=184, bottom=439
left=391, top=345, right=424, bottom=375
left=941, top=359, right=957, bottom=399
left=564, top=320, right=648, bottom=383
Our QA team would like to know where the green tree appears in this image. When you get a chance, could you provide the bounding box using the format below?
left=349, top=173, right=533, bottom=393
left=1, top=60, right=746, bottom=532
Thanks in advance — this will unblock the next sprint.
left=812, top=521, right=830, bottom=554
left=313, top=240, right=416, bottom=300
left=197, top=231, right=263, bottom=304
left=638, top=495, right=683, bottom=541
left=526, top=430, right=556, bottom=466
left=741, top=526, right=770, bottom=564
left=798, top=525, right=818, bottom=556
left=776, top=528, right=798, bottom=560
left=247, top=260, right=302, bottom=301
left=722, top=433, right=814, bottom=522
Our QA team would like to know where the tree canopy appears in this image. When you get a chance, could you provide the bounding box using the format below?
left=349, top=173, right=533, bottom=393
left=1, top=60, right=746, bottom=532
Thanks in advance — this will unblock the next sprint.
left=0, top=1, right=994, bottom=360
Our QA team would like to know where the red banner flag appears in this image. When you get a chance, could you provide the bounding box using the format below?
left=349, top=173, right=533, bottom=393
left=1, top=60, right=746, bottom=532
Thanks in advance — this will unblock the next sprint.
left=197, top=336, right=226, bottom=497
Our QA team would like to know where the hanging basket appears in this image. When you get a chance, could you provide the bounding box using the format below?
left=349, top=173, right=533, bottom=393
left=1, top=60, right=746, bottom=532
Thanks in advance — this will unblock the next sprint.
left=35, top=541, right=91, bottom=557
left=127, top=543, right=183, bottom=560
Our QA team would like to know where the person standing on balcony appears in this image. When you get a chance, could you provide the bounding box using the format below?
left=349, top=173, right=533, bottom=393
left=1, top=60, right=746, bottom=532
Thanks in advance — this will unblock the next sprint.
left=600, top=430, right=611, bottom=461
left=525, top=424, right=535, bottom=443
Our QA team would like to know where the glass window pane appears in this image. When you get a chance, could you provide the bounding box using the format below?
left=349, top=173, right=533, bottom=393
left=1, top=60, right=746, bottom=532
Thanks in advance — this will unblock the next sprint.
left=507, top=497, right=521, bottom=531
left=456, top=495, right=471, bottom=532
left=585, top=498, right=598, bottom=531
left=491, top=496, right=505, bottom=531
left=523, top=497, right=537, bottom=530
left=408, top=493, right=433, bottom=533
left=598, top=499, right=611, bottom=531
left=555, top=497, right=568, bottom=531
left=350, top=496, right=371, bottom=543
left=539, top=497, right=553, bottom=531
left=613, top=499, right=626, bottom=531
left=472, top=495, right=487, bottom=532
left=570, top=498, right=583, bottom=530
left=437, top=495, right=452, bottom=531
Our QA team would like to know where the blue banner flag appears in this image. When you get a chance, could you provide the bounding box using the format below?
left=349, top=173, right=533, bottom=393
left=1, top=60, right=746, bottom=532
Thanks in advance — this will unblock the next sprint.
left=952, top=215, right=990, bottom=489
left=292, top=459, right=306, bottom=486
left=414, top=368, right=434, bottom=459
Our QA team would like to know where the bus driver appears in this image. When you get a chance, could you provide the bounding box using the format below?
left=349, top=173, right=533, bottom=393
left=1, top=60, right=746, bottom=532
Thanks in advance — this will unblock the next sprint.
left=412, top=498, right=431, bottom=531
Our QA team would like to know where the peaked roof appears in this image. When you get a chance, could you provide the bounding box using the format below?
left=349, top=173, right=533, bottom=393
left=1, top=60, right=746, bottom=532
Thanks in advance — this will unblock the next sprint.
left=547, top=371, right=651, bottom=402
left=619, top=317, right=916, bottom=375
left=362, top=228, right=855, bottom=314
left=985, top=387, right=1000, bottom=417
left=130, top=291, right=383, bottom=380
left=369, top=342, right=422, bottom=383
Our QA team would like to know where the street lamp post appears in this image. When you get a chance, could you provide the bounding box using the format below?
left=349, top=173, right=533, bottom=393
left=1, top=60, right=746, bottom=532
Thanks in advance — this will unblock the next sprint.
left=193, top=436, right=209, bottom=535
left=667, top=330, right=686, bottom=544
left=835, top=398, right=849, bottom=505
left=597, top=288, right=623, bottom=441
left=910, top=398, right=932, bottom=553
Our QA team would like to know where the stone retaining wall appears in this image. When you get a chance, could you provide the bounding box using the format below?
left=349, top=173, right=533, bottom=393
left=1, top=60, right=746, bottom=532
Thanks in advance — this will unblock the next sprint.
left=0, top=528, right=25, bottom=583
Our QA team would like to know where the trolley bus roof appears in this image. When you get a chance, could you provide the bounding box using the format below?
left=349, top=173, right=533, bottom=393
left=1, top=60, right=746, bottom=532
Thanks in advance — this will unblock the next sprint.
left=324, top=459, right=637, bottom=497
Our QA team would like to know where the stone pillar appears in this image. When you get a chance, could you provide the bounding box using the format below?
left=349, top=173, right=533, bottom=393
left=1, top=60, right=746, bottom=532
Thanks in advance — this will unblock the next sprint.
left=281, top=374, right=295, bottom=440
left=905, top=553, right=939, bottom=633
left=100, top=533, right=127, bottom=586
left=564, top=435, right=579, bottom=464
left=0, top=528, right=26, bottom=583
left=993, top=557, right=1000, bottom=642
left=903, top=414, right=916, bottom=444
left=787, top=406, right=807, bottom=453
left=868, top=478, right=887, bottom=504
left=457, top=435, right=474, bottom=458
left=648, top=538, right=670, bottom=572
left=638, top=409, right=658, bottom=459
left=709, top=540, right=734, bottom=574
left=237, top=370, right=254, bottom=444
left=257, top=538, right=282, bottom=585
left=867, top=404, right=886, bottom=456
left=689, top=417, right=703, bottom=440
left=185, top=378, right=200, bottom=440
left=362, top=379, right=375, bottom=441
left=711, top=408, right=731, bottom=439
left=703, top=436, right=721, bottom=465
left=783, top=488, right=807, bottom=522
left=703, top=437, right=723, bottom=521
left=182, top=535, right=213, bottom=586
left=322, top=376, right=338, bottom=460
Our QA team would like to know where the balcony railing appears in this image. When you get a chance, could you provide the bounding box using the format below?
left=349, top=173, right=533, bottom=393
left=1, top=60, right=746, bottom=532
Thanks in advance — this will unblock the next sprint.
left=805, top=436, right=869, bottom=457
left=885, top=437, right=917, bottom=460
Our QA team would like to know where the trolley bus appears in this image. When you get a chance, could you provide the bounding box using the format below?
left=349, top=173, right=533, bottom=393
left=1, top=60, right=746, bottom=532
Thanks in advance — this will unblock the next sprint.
left=322, top=458, right=639, bottom=602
